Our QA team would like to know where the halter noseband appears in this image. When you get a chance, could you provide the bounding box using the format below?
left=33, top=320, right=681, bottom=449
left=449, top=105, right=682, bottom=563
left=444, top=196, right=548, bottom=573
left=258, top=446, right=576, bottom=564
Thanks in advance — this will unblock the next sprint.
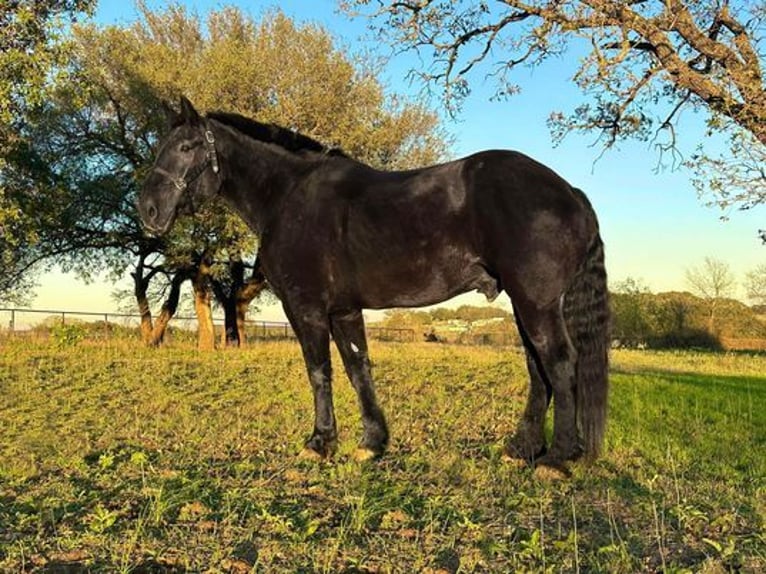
left=155, top=126, right=220, bottom=194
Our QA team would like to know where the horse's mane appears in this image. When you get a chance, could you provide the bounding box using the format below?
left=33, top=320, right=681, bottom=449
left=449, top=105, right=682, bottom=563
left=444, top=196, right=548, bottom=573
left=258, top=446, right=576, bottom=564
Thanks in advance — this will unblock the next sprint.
left=207, top=111, right=348, bottom=158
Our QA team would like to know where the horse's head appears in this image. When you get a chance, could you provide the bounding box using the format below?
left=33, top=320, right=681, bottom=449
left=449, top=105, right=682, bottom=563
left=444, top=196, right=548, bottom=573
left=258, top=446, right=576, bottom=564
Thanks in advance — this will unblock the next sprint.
left=138, top=96, right=221, bottom=235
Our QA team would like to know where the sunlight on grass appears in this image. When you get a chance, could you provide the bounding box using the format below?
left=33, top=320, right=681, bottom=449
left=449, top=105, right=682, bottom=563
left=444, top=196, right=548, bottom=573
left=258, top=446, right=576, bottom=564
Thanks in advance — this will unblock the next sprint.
left=1, top=337, right=764, bottom=571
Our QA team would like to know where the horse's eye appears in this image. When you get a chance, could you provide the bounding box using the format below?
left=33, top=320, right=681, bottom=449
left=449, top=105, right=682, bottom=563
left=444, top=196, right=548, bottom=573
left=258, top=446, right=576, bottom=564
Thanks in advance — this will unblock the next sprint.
left=180, top=143, right=191, bottom=152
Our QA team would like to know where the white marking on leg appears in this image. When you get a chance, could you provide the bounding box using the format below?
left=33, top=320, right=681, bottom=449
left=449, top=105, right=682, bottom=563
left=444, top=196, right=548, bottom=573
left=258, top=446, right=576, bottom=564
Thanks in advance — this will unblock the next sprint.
left=350, top=342, right=359, bottom=353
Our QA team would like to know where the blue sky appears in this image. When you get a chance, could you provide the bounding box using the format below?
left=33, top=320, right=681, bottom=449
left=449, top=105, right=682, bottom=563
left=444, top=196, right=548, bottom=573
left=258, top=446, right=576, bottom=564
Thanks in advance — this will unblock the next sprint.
left=31, top=0, right=764, bottom=318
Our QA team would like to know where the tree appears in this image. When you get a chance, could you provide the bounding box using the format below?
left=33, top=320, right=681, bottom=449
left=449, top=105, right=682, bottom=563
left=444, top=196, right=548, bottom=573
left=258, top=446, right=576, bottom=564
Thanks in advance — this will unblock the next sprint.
left=684, top=256, right=736, bottom=333
left=209, top=256, right=268, bottom=347
left=610, top=277, right=653, bottom=347
left=745, top=263, right=766, bottom=306
left=1, top=3, right=448, bottom=346
left=343, top=1, right=765, bottom=214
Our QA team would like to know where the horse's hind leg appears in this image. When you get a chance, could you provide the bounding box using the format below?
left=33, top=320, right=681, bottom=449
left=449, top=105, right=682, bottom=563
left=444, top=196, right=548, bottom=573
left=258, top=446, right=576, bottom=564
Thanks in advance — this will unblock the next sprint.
left=330, top=309, right=389, bottom=460
left=504, top=313, right=551, bottom=462
left=514, top=301, right=581, bottom=472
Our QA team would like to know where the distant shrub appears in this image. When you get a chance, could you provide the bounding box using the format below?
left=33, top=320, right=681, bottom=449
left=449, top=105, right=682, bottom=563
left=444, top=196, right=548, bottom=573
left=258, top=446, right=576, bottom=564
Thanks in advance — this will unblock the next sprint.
left=611, top=289, right=766, bottom=350
left=648, top=329, right=722, bottom=351
left=51, top=322, right=87, bottom=347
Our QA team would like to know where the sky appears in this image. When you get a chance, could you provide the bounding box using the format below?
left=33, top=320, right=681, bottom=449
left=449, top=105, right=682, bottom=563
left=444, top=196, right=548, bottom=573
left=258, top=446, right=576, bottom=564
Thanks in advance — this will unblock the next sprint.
left=29, top=0, right=765, bottom=321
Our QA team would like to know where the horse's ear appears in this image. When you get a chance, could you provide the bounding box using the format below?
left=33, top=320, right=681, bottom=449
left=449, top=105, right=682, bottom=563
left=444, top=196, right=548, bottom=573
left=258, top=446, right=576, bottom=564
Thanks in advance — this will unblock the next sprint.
left=179, top=96, right=201, bottom=125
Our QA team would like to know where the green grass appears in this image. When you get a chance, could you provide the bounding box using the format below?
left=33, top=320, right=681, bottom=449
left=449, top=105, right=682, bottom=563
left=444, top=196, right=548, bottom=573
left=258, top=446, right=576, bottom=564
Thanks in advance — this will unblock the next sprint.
left=0, top=338, right=764, bottom=572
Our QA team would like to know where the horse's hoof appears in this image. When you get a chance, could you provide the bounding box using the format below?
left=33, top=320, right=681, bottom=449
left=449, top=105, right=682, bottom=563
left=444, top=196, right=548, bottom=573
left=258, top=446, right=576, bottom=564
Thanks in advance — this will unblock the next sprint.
left=353, top=447, right=381, bottom=463
left=533, top=463, right=571, bottom=481
left=298, top=447, right=326, bottom=461
left=502, top=441, right=546, bottom=466
left=500, top=452, right=529, bottom=469
left=301, top=434, right=337, bottom=461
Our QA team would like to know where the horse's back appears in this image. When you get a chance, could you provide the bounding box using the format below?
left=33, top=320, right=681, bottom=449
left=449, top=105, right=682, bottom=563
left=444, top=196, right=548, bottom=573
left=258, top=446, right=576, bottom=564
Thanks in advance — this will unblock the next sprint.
left=264, top=149, right=598, bottom=311
left=343, top=150, right=596, bottom=309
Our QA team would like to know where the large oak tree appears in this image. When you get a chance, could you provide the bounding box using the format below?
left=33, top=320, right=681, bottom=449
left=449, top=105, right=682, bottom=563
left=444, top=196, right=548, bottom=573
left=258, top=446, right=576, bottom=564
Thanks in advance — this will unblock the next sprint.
left=1, top=3, right=448, bottom=345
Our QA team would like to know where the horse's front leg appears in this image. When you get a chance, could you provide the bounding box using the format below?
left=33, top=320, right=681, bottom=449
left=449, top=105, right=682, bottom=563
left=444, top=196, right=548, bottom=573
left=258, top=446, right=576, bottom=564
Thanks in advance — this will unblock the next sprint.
left=330, top=309, right=389, bottom=461
left=285, top=306, right=337, bottom=459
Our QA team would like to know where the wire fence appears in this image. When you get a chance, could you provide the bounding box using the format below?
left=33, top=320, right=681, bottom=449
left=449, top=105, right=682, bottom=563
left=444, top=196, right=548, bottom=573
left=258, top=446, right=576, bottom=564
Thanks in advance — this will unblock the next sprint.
left=2, top=307, right=763, bottom=351
left=0, top=307, right=416, bottom=344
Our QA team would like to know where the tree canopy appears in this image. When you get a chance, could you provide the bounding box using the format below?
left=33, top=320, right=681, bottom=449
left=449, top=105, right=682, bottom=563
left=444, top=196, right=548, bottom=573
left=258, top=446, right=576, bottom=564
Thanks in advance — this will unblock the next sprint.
left=343, top=0, right=765, bottom=216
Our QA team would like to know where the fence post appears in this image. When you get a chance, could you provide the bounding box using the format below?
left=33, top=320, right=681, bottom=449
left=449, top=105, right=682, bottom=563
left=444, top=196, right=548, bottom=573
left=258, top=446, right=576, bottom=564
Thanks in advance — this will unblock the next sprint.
left=9, top=309, right=14, bottom=333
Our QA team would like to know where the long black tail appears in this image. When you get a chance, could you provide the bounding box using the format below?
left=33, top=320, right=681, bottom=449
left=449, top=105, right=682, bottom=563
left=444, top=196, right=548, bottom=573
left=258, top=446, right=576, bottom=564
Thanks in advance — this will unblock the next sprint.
left=563, top=204, right=610, bottom=459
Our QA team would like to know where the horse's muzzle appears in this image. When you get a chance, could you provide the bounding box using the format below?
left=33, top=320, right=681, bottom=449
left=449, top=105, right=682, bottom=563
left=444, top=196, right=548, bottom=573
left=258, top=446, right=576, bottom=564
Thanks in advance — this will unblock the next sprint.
left=137, top=192, right=173, bottom=236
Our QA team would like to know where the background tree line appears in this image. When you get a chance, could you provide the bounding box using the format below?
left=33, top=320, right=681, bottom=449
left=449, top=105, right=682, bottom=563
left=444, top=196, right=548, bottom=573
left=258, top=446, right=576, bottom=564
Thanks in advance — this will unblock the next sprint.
left=612, top=286, right=766, bottom=350
left=380, top=276, right=766, bottom=351
left=378, top=256, right=766, bottom=350
left=612, top=256, right=766, bottom=349
left=0, top=1, right=448, bottom=349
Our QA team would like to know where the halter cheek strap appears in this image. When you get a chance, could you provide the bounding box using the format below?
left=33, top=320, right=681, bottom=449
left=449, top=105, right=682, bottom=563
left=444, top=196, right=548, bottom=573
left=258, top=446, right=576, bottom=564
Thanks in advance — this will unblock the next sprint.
left=204, top=129, right=219, bottom=174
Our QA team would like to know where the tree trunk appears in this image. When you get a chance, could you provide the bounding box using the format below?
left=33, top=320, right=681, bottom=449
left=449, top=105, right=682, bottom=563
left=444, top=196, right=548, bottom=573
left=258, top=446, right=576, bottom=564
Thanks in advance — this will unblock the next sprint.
left=134, top=274, right=154, bottom=345
left=131, top=255, right=155, bottom=346
left=235, top=268, right=267, bottom=345
left=148, top=271, right=187, bottom=346
left=235, top=297, right=250, bottom=345
left=211, top=255, right=268, bottom=347
left=222, top=296, right=239, bottom=346
left=220, top=279, right=267, bottom=347
left=708, top=299, right=718, bottom=336
left=192, top=263, right=216, bottom=351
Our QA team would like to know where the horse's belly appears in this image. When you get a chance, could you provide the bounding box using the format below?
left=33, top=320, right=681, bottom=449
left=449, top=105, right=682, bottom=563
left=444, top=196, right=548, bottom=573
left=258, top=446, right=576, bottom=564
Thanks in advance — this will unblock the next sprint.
left=353, top=255, right=499, bottom=309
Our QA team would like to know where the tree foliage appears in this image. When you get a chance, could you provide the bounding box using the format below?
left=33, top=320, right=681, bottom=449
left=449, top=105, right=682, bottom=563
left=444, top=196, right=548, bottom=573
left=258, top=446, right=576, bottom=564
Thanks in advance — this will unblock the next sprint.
left=0, top=0, right=95, bottom=132
left=610, top=277, right=654, bottom=345
left=611, top=279, right=766, bottom=349
left=343, top=0, right=766, bottom=213
left=384, top=304, right=511, bottom=325
left=0, top=0, right=95, bottom=304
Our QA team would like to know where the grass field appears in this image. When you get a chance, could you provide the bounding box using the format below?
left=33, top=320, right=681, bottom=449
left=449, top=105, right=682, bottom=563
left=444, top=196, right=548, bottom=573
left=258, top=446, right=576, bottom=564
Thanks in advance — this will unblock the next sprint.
left=0, top=337, right=764, bottom=573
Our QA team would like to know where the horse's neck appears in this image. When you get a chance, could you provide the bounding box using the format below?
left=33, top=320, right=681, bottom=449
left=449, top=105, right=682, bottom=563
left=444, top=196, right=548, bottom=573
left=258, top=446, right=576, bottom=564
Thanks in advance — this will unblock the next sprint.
left=213, top=121, right=311, bottom=234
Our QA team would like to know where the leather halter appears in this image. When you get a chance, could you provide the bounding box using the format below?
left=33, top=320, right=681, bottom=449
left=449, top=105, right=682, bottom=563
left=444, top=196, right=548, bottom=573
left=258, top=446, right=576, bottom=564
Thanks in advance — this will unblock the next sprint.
left=154, top=127, right=220, bottom=193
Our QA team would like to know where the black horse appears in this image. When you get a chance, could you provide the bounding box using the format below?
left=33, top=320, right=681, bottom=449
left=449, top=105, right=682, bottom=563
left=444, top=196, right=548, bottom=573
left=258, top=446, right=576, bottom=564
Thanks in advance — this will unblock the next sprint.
left=138, top=97, right=609, bottom=474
